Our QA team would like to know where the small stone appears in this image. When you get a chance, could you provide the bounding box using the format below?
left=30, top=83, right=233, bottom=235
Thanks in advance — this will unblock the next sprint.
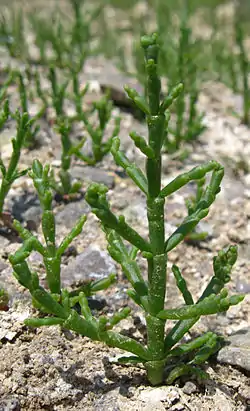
left=55, top=199, right=90, bottom=229
left=71, top=165, right=115, bottom=188
left=11, top=193, right=41, bottom=226
left=195, top=220, right=213, bottom=238
left=61, top=244, right=116, bottom=286
left=238, top=385, right=250, bottom=402
left=235, top=277, right=250, bottom=293
left=182, top=381, right=198, bottom=395
left=123, top=201, right=147, bottom=226
left=139, top=386, right=179, bottom=405
left=217, top=328, right=250, bottom=371
left=0, top=398, right=20, bottom=411
left=0, top=259, right=8, bottom=272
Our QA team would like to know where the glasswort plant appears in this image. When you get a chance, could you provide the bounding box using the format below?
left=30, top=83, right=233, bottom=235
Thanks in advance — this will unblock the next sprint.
left=0, top=110, right=32, bottom=217
left=9, top=159, right=116, bottom=298
left=9, top=34, right=244, bottom=387
left=73, top=75, right=121, bottom=165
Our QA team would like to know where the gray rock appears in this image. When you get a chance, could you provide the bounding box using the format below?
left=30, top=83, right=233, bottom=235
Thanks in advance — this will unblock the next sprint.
left=195, top=220, right=213, bottom=238
left=139, top=386, right=180, bottom=406
left=0, top=259, right=8, bottom=272
left=123, top=200, right=147, bottom=226
left=0, top=397, right=20, bottom=411
left=235, top=277, right=250, bottom=293
left=71, top=165, right=115, bottom=188
left=22, top=205, right=42, bottom=226
left=61, top=244, right=116, bottom=287
left=217, top=328, right=250, bottom=371
left=55, top=199, right=90, bottom=229
left=182, top=381, right=198, bottom=395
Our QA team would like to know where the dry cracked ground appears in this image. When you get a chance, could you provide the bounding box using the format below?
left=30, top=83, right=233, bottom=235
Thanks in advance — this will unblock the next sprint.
left=0, top=4, right=250, bottom=411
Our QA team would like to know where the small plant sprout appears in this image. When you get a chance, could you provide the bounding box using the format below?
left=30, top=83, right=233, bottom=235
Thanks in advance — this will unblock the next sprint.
left=49, top=117, right=86, bottom=198
left=8, top=34, right=244, bottom=387
left=9, top=158, right=116, bottom=307
left=0, top=99, right=10, bottom=130
left=73, top=76, right=121, bottom=165
left=0, top=70, right=15, bottom=106
left=18, top=71, right=45, bottom=148
left=35, top=66, right=69, bottom=121
left=184, top=177, right=208, bottom=242
left=0, top=111, right=32, bottom=218
left=165, top=20, right=206, bottom=153
left=0, top=8, right=28, bottom=60
left=0, top=288, right=9, bottom=311
left=235, top=17, right=250, bottom=125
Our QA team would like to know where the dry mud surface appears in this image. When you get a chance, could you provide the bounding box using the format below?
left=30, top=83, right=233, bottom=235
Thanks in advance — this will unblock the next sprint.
left=0, top=11, right=250, bottom=410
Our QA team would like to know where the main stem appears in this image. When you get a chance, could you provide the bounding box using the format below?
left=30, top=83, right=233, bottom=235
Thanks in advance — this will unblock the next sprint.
left=144, top=37, right=167, bottom=385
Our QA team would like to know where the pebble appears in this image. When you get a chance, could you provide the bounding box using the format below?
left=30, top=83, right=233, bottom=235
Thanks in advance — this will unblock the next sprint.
left=139, top=387, right=180, bottom=405
left=182, top=381, right=199, bottom=395
left=0, top=398, right=20, bottom=411
left=55, top=198, right=90, bottom=229
left=235, top=277, right=250, bottom=293
left=0, top=259, right=8, bottom=272
left=61, top=244, right=116, bottom=287
left=217, top=328, right=250, bottom=371
left=71, top=165, right=115, bottom=188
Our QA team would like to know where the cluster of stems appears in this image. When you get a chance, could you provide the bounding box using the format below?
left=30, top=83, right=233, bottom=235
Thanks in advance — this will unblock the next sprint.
left=164, top=20, right=205, bottom=153
left=73, top=76, right=121, bottom=165
left=9, top=34, right=244, bottom=386
left=49, top=117, right=85, bottom=197
left=0, top=288, right=9, bottom=311
left=9, top=159, right=116, bottom=300
left=36, top=67, right=120, bottom=196
left=234, top=17, right=249, bottom=125
left=18, top=71, right=45, bottom=148
left=27, top=0, right=100, bottom=69
left=0, top=8, right=28, bottom=60
left=0, top=110, right=32, bottom=216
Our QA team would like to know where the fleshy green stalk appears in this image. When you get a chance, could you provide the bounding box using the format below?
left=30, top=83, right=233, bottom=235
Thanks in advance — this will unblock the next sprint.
left=0, top=111, right=31, bottom=215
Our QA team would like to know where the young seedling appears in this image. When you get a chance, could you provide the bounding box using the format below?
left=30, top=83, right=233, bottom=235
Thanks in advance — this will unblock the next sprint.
left=28, top=0, right=101, bottom=69
left=164, top=21, right=206, bottom=153
left=235, top=17, right=249, bottom=125
left=48, top=66, right=69, bottom=119
left=0, top=70, right=15, bottom=106
left=9, top=159, right=116, bottom=307
left=9, top=34, right=244, bottom=386
left=17, top=71, right=45, bottom=148
left=73, top=74, right=121, bottom=165
left=35, top=66, right=69, bottom=121
left=0, top=99, right=10, bottom=130
left=49, top=117, right=86, bottom=198
left=0, top=288, right=9, bottom=311
left=0, top=8, right=29, bottom=60
left=0, top=111, right=32, bottom=219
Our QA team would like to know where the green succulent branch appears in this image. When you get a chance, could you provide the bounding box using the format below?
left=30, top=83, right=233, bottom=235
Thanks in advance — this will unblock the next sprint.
left=17, top=71, right=45, bottom=148
left=0, top=111, right=32, bottom=216
left=0, top=288, right=9, bottom=311
left=0, top=71, right=15, bottom=105
left=0, top=99, right=10, bottom=130
left=235, top=17, right=250, bottom=125
left=49, top=117, right=85, bottom=197
left=184, top=177, right=208, bottom=242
